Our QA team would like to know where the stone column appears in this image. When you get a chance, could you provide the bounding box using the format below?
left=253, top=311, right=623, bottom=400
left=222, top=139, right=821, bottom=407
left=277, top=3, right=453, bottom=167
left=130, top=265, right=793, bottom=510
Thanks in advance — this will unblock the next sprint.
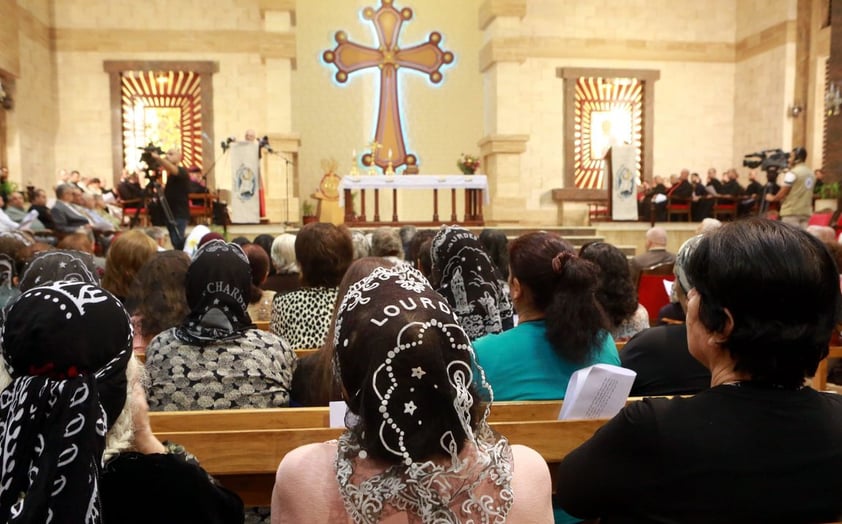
left=260, top=1, right=297, bottom=223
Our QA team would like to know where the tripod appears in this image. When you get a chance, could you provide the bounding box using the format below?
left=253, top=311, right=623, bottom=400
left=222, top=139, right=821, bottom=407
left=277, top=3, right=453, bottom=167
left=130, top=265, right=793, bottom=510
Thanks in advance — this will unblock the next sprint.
left=144, top=175, right=183, bottom=249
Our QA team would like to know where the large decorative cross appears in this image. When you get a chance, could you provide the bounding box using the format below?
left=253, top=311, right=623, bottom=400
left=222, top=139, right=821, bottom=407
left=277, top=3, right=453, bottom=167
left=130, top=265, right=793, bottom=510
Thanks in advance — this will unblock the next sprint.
left=323, top=0, right=453, bottom=172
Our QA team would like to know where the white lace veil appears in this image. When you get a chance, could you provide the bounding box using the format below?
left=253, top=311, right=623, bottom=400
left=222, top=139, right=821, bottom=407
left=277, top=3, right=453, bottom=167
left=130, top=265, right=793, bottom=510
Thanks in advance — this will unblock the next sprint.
left=332, top=265, right=513, bottom=523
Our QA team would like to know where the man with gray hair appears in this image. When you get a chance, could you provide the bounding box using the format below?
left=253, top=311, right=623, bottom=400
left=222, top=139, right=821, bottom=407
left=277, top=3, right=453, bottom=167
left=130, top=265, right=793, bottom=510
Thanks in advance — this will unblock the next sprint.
left=629, top=226, right=675, bottom=286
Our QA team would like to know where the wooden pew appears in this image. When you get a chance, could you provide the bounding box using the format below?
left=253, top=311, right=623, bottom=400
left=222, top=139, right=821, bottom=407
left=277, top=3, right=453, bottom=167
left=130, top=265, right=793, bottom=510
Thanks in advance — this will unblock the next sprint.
left=153, top=417, right=609, bottom=506
left=148, top=401, right=569, bottom=433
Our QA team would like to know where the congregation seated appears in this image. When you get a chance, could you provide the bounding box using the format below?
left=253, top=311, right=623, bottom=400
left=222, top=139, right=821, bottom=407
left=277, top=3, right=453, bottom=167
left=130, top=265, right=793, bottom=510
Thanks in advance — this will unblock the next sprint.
left=473, top=232, right=619, bottom=401
left=637, top=174, right=667, bottom=219
left=430, top=225, right=513, bottom=340
left=242, top=243, right=275, bottom=322
left=125, top=250, right=190, bottom=354
left=556, top=218, right=842, bottom=522
left=28, top=187, right=57, bottom=230
left=271, top=264, right=552, bottom=523
left=117, top=170, right=145, bottom=202
left=370, top=226, right=405, bottom=265
left=101, top=229, right=158, bottom=304
left=620, top=235, right=711, bottom=396
left=629, top=226, right=675, bottom=287
left=5, top=190, right=46, bottom=230
left=18, top=249, right=100, bottom=292
left=0, top=281, right=244, bottom=523
left=146, top=240, right=296, bottom=411
left=349, top=229, right=370, bottom=259
left=290, top=256, right=394, bottom=407
left=264, top=233, right=300, bottom=294
left=270, top=223, right=352, bottom=350
left=404, top=228, right=435, bottom=273
left=478, top=228, right=510, bottom=279
left=51, top=183, right=92, bottom=234
left=579, top=241, right=649, bottom=341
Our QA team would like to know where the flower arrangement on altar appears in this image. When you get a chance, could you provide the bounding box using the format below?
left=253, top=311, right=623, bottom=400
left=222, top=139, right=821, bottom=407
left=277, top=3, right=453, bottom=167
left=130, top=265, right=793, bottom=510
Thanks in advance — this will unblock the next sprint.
left=457, top=153, right=480, bottom=175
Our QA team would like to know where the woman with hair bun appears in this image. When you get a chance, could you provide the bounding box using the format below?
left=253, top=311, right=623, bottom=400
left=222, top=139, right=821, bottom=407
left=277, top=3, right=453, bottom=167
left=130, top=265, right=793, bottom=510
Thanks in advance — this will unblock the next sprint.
left=473, top=232, right=619, bottom=401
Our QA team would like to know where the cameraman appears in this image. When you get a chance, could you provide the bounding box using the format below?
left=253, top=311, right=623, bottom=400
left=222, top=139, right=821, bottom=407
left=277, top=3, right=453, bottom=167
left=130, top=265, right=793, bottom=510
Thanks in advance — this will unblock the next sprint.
left=151, top=148, right=190, bottom=249
left=765, top=147, right=815, bottom=228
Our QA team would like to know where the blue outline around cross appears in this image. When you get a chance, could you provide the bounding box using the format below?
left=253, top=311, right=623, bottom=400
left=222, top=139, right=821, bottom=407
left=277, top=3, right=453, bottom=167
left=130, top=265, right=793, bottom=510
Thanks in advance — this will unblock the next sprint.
left=323, top=0, right=454, bottom=172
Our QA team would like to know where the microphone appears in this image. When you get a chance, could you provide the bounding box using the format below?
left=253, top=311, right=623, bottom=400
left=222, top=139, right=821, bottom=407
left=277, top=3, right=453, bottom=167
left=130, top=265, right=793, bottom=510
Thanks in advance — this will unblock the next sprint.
left=259, top=135, right=275, bottom=153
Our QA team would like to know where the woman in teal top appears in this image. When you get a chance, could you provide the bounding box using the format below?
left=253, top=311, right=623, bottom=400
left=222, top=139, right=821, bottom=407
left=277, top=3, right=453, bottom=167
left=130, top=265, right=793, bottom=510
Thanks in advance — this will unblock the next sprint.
left=474, top=232, right=620, bottom=401
left=473, top=232, right=620, bottom=524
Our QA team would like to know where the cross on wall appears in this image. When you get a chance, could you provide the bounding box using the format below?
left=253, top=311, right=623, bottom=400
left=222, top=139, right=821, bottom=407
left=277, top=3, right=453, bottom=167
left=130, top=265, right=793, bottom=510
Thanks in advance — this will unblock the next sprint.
left=323, top=0, right=454, bottom=173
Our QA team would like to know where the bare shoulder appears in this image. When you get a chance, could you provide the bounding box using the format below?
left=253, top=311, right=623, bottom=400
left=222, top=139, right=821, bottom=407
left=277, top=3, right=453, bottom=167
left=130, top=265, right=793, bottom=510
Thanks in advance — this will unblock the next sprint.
left=509, top=444, right=553, bottom=523
left=272, top=442, right=340, bottom=524
left=276, top=442, right=336, bottom=483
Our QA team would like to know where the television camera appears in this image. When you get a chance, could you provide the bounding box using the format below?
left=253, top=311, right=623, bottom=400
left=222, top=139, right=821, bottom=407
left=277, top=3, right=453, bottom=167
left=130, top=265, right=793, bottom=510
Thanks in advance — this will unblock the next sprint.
left=138, top=143, right=165, bottom=175
left=742, top=149, right=790, bottom=172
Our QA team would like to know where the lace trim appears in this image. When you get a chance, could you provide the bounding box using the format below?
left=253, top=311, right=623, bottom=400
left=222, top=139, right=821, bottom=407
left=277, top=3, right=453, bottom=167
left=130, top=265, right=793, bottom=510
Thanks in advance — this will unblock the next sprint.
left=335, top=429, right=514, bottom=524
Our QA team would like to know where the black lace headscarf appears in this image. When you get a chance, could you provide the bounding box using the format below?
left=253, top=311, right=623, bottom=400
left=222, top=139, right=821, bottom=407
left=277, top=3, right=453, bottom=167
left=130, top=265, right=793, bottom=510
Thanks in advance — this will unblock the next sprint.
left=19, top=250, right=101, bottom=292
left=176, top=239, right=254, bottom=344
left=0, top=281, right=132, bottom=523
left=430, top=225, right=514, bottom=340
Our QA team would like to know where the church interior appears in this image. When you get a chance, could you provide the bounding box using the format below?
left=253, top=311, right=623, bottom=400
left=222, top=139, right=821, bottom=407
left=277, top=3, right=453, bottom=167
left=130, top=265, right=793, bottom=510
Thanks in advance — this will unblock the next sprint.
left=0, top=0, right=839, bottom=240
left=3, top=2, right=842, bottom=522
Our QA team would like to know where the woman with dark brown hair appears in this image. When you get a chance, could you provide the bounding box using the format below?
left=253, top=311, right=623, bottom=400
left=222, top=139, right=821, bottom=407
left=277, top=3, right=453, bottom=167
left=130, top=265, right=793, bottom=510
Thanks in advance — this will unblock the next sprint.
left=473, top=232, right=619, bottom=400
left=270, top=223, right=353, bottom=349
left=579, top=241, right=649, bottom=341
left=126, top=250, right=191, bottom=353
left=242, top=243, right=276, bottom=321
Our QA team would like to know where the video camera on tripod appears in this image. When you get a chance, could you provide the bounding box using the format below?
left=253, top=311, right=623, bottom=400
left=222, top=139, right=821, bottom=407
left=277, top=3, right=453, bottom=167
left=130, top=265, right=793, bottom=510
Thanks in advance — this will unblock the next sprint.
left=742, top=149, right=790, bottom=172
left=138, top=143, right=165, bottom=174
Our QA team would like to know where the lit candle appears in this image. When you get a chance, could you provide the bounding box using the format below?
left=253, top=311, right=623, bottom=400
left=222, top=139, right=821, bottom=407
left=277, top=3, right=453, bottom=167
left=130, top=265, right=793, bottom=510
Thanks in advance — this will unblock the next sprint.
left=352, top=149, right=356, bottom=160
left=388, top=148, right=393, bottom=160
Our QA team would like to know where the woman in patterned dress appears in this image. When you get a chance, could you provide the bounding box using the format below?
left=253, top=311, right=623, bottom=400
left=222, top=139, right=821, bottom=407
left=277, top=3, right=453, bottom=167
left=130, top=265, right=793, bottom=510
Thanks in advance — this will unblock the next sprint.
left=270, top=222, right=353, bottom=350
left=145, top=240, right=296, bottom=411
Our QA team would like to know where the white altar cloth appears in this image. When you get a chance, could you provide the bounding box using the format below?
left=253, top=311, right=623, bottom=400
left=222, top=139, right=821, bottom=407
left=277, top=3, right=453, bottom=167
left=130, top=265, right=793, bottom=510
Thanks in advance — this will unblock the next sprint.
left=338, top=175, right=489, bottom=207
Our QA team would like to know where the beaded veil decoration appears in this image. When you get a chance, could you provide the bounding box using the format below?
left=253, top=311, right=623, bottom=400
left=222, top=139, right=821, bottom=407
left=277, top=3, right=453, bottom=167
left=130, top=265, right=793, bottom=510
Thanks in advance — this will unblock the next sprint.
left=332, top=265, right=513, bottom=523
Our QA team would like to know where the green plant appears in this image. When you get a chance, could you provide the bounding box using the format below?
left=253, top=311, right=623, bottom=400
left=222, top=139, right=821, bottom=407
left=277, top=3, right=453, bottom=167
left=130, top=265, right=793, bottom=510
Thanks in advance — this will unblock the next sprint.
left=819, top=182, right=841, bottom=199
left=302, top=199, right=316, bottom=216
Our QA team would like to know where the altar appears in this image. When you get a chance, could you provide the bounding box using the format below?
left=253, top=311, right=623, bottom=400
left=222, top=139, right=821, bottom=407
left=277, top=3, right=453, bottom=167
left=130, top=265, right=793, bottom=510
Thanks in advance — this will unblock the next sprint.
left=339, top=175, right=489, bottom=226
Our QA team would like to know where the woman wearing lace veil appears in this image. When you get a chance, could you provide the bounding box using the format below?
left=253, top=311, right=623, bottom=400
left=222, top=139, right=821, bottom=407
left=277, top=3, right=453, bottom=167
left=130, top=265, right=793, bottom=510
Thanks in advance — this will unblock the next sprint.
left=271, top=264, right=552, bottom=523
left=430, top=225, right=514, bottom=340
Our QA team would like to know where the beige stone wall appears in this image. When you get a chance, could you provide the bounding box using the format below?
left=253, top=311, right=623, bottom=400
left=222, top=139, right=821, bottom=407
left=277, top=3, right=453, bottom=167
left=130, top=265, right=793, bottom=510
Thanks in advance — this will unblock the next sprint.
left=736, top=0, right=797, bottom=41
left=4, top=0, right=57, bottom=191
left=294, top=0, right=483, bottom=223
left=23, top=0, right=297, bottom=214
left=733, top=0, right=797, bottom=178
left=477, top=0, right=811, bottom=224
left=1, top=0, right=823, bottom=226
left=0, top=0, right=21, bottom=77
left=482, top=0, right=742, bottom=224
